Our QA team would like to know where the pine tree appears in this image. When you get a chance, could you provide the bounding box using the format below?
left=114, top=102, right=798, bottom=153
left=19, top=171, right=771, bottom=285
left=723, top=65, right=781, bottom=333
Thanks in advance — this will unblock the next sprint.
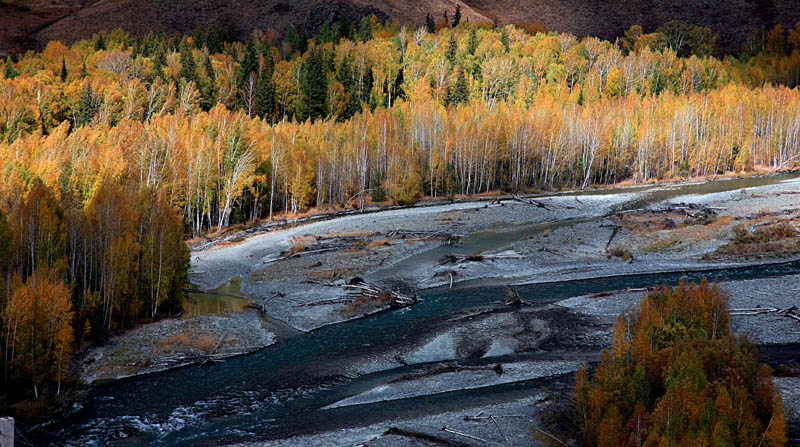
left=446, top=33, right=458, bottom=64
left=500, top=27, right=510, bottom=51
left=448, top=66, right=469, bottom=106
left=453, top=5, right=461, bottom=27
left=336, top=54, right=361, bottom=120
left=287, top=26, right=307, bottom=55
left=358, top=16, right=373, bottom=43
left=467, top=28, right=479, bottom=54
left=80, top=61, right=88, bottom=79
left=202, top=56, right=218, bottom=110
left=336, top=15, right=352, bottom=40
left=179, top=43, right=198, bottom=84
left=94, top=32, right=106, bottom=51
left=237, top=40, right=258, bottom=90
left=425, top=13, right=436, bottom=34
left=151, top=46, right=166, bottom=81
left=60, top=58, right=68, bottom=82
left=3, top=57, right=17, bottom=79
left=75, top=83, right=100, bottom=127
left=297, top=49, right=328, bottom=122
left=256, top=51, right=276, bottom=121
left=319, top=22, right=334, bottom=43
left=444, top=10, right=449, bottom=27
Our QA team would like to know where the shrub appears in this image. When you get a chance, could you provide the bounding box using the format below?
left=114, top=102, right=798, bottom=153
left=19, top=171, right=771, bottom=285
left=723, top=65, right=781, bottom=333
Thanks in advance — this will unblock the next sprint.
left=607, top=246, right=633, bottom=261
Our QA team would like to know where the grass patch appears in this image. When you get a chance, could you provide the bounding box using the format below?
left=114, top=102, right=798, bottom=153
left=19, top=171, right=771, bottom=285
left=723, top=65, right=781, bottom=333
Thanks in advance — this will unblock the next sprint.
left=705, top=220, right=800, bottom=260
left=340, top=292, right=393, bottom=318
left=641, top=237, right=682, bottom=253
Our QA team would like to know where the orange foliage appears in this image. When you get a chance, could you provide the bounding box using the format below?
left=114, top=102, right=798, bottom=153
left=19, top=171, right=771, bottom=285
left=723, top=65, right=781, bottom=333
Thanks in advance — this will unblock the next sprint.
left=573, top=281, right=787, bottom=447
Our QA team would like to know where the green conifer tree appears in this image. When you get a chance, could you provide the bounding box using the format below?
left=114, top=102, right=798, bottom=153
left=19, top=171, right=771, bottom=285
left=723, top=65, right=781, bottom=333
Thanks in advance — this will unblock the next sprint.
left=448, top=66, right=469, bottom=106
left=336, top=15, right=352, bottom=40
left=425, top=13, right=436, bottom=33
left=467, top=28, right=479, bottom=55
left=319, top=22, right=334, bottom=43
left=237, top=41, right=258, bottom=90
left=453, top=5, right=461, bottom=27
left=446, top=33, right=458, bottom=64
left=179, top=43, right=198, bottom=84
left=500, top=27, right=510, bottom=51
left=358, top=16, right=373, bottom=43
left=152, top=46, right=166, bottom=81
left=256, top=51, right=276, bottom=121
left=4, top=57, right=17, bottom=79
left=297, top=49, right=328, bottom=122
left=94, top=32, right=106, bottom=51
left=202, top=56, right=218, bottom=110
left=60, top=58, right=68, bottom=82
left=75, top=83, right=100, bottom=127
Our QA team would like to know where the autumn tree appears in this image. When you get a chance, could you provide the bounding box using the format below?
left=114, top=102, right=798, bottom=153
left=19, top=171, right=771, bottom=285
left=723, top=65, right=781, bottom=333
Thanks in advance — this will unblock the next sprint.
left=567, top=280, right=787, bottom=447
left=4, top=269, right=73, bottom=399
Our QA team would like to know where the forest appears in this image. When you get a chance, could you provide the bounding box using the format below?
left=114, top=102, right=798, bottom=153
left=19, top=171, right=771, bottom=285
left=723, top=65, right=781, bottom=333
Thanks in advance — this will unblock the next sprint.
left=1, top=13, right=800, bottom=418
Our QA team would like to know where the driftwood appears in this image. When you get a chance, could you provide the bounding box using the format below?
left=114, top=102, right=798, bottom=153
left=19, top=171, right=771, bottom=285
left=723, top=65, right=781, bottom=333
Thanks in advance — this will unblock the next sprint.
left=615, top=202, right=718, bottom=226
left=533, top=427, right=568, bottom=446
left=512, top=193, right=551, bottom=210
left=730, top=305, right=800, bottom=323
left=605, top=225, right=621, bottom=249
left=439, top=252, right=521, bottom=266
left=300, top=278, right=418, bottom=309
left=505, top=287, right=532, bottom=307
left=265, top=230, right=463, bottom=264
left=432, top=269, right=459, bottom=288
left=200, top=334, right=228, bottom=365
left=384, top=427, right=474, bottom=447
left=464, top=413, right=525, bottom=422
left=442, top=427, right=494, bottom=445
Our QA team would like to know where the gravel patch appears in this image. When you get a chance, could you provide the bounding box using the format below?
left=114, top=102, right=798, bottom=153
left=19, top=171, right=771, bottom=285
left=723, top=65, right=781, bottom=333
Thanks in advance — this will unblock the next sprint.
left=78, top=309, right=276, bottom=383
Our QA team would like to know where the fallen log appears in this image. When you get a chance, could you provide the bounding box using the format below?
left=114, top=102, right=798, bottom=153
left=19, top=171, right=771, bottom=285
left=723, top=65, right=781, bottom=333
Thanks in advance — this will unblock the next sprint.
left=384, top=427, right=473, bottom=447
left=605, top=225, right=621, bottom=249
left=441, top=427, right=494, bottom=445
left=464, top=414, right=525, bottom=422
left=512, top=193, right=550, bottom=210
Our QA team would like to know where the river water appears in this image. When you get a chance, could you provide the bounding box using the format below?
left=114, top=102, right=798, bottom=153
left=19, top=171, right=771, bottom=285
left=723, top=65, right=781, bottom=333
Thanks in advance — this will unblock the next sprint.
left=42, top=172, right=800, bottom=446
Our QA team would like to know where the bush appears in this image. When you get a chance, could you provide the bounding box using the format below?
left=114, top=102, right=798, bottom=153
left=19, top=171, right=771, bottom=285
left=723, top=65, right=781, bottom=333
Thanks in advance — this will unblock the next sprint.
left=607, top=246, right=633, bottom=261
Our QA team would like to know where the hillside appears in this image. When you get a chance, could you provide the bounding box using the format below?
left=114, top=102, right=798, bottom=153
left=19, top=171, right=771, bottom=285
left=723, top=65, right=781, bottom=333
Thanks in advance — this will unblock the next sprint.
left=1, top=0, right=798, bottom=56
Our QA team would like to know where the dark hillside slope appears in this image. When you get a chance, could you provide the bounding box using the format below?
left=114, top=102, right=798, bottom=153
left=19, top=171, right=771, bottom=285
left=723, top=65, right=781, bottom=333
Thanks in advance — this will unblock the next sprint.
left=2, top=0, right=797, bottom=55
